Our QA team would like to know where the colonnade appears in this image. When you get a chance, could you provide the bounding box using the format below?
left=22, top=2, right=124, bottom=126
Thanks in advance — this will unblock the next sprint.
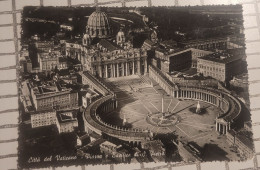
left=97, top=98, right=117, bottom=114
left=83, top=95, right=150, bottom=141
left=98, top=58, right=147, bottom=78
left=148, top=65, right=174, bottom=95
left=174, top=89, right=219, bottom=106
left=216, top=119, right=230, bottom=134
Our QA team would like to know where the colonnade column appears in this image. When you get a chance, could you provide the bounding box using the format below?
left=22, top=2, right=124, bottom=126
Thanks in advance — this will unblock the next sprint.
left=132, top=61, right=135, bottom=75
left=137, top=60, right=140, bottom=74
left=99, top=65, right=102, bottom=78
left=110, top=64, right=113, bottom=78
left=122, top=62, right=125, bottom=76
left=125, top=62, right=128, bottom=76
left=117, top=63, right=119, bottom=77
left=216, top=122, right=228, bottom=134
left=144, top=58, right=147, bottom=74
left=223, top=125, right=226, bottom=134
left=105, top=64, right=108, bottom=78
left=113, top=64, right=116, bottom=78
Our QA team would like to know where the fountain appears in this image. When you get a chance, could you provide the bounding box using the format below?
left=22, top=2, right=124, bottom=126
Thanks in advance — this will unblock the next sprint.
left=196, top=101, right=201, bottom=114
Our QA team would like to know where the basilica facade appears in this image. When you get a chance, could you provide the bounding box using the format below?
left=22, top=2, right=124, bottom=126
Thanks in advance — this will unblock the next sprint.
left=64, top=9, right=148, bottom=78
left=84, top=38, right=148, bottom=78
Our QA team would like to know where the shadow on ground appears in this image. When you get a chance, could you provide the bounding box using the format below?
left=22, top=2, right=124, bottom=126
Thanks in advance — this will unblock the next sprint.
left=201, top=143, right=229, bottom=161
left=188, top=107, right=208, bottom=115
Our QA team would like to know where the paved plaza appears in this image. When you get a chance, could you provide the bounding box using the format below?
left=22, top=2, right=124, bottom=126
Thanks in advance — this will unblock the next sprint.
left=102, top=75, right=241, bottom=160
left=103, top=76, right=219, bottom=140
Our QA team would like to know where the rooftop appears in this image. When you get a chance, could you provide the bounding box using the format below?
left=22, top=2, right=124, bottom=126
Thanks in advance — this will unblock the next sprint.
left=143, top=39, right=156, bottom=46
left=160, top=39, right=177, bottom=48
left=100, top=141, right=117, bottom=148
left=179, top=37, right=229, bottom=45
left=38, top=51, right=61, bottom=59
left=81, top=88, right=98, bottom=98
left=30, top=80, right=72, bottom=96
left=59, top=57, right=68, bottom=63
left=66, top=38, right=82, bottom=44
left=57, top=109, right=77, bottom=123
left=82, top=71, right=110, bottom=95
left=199, top=51, right=242, bottom=64
left=35, top=40, right=54, bottom=48
left=98, top=39, right=122, bottom=52
left=155, top=45, right=185, bottom=57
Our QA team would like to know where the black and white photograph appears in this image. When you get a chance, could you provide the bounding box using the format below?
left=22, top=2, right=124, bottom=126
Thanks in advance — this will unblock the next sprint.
left=15, top=4, right=254, bottom=169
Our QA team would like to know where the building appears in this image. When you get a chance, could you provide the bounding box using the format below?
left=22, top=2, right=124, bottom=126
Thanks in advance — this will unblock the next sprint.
left=60, top=9, right=148, bottom=78
left=153, top=45, right=213, bottom=73
left=20, top=80, right=34, bottom=113
left=30, top=80, right=78, bottom=111
left=142, top=39, right=156, bottom=50
left=177, top=37, right=229, bottom=51
left=63, top=40, right=83, bottom=60
left=33, top=40, right=65, bottom=72
left=154, top=45, right=215, bottom=74
left=100, top=141, right=129, bottom=162
left=60, top=24, right=73, bottom=31
left=20, top=48, right=32, bottom=73
left=31, top=110, right=56, bottom=128
left=154, top=48, right=192, bottom=73
left=35, top=41, right=54, bottom=52
left=20, top=55, right=32, bottom=73
left=37, top=46, right=64, bottom=72
left=31, top=109, right=78, bottom=133
left=89, top=132, right=101, bottom=142
left=58, top=57, right=68, bottom=70
left=141, top=140, right=165, bottom=162
left=84, top=38, right=148, bottom=78
left=197, top=51, right=243, bottom=82
left=189, top=48, right=213, bottom=68
left=59, top=73, right=78, bottom=84
left=166, top=50, right=192, bottom=72
left=38, top=52, right=59, bottom=71
left=81, top=89, right=99, bottom=108
left=81, top=71, right=110, bottom=96
left=56, top=110, right=78, bottom=133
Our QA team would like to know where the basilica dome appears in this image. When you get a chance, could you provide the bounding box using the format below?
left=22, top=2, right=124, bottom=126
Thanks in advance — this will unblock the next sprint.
left=86, top=9, right=112, bottom=38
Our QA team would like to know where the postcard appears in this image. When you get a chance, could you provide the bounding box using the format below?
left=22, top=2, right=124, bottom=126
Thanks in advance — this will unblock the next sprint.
left=17, top=5, right=253, bottom=168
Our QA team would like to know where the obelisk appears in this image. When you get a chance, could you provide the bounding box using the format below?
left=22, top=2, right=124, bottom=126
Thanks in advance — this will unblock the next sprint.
left=123, top=114, right=127, bottom=126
